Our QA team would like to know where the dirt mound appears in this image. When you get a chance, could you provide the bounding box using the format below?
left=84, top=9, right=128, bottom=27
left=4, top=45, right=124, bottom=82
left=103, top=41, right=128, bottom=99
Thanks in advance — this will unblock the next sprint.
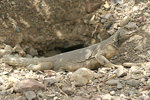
left=0, top=0, right=109, bottom=56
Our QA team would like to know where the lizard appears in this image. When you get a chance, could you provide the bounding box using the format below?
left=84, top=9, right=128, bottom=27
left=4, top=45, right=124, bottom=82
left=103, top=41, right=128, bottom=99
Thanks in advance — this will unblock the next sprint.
left=1, top=23, right=139, bottom=71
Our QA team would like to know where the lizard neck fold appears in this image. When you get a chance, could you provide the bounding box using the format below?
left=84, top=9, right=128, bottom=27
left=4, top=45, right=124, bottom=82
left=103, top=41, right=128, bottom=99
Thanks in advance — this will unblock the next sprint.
left=111, top=32, right=122, bottom=49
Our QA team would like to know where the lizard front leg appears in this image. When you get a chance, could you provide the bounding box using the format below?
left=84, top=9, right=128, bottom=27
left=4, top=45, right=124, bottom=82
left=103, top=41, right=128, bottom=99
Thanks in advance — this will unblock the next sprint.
left=26, top=62, right=54, bottom=71
left=95, top=53, right=120, bottom=68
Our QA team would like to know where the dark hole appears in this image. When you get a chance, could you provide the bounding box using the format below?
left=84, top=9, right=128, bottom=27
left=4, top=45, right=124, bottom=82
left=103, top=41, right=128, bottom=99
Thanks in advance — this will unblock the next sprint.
left=55, top=44, right=84, bottom=53
left=40, top=44, right=85, bottom=57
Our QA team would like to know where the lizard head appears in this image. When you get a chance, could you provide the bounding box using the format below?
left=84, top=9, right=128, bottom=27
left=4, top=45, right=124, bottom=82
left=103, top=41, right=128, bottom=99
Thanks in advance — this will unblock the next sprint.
left=114, top=22, right=139, bottom=47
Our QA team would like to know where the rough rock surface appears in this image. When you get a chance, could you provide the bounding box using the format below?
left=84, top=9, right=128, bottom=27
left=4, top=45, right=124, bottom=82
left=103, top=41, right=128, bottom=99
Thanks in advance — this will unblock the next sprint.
left=1, top=0, right=150, bottom=100
left=13, top=78, right=45, bottom=92
left=0, top=0, right=106, bottom=55
left=71, top=68, right=95, bottom=86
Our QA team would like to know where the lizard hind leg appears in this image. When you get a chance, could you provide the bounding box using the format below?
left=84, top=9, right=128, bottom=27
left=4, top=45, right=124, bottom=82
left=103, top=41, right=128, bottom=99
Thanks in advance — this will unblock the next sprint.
left=26, top=62, right=53, bottom=71
left=95, top=53, right=120, bottom=68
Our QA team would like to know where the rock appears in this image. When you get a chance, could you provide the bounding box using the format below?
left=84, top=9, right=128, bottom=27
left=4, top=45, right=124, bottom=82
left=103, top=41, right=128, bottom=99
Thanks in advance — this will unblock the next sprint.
left=72, top=96, right=87, bottom=100
left=138, top=96, right=150, bottom=100
left=104, top=1, right=110, bottom=10
left=47, top=94, right=56, bottom=98
left=105, top=79, right=120, bottom=86
left=117, top=83, right=123, bottom=89
left=120, top=16, right=131, bottom=27
left=8, top=77, right=20, bottom=83
left=104, top=13, right=112, bottom=19
left=125, top=22, right=139, bottom=30
left=53, top=96, right=59, bottom=100
left=24, top=91, right=37, bottom=100
left=126, top=79, right=139, bottom=87
left=13, top=44, right=26, bottom=56
left=5, top=83, right=13, bottom=90
left=141, top=78, right=146, bottom=83
left=105, top=22, right=113, bottom=30
left=116, top=66, right=127, bottom=77
left=146, top=79, right=150, bottom=87
left=0, top=45, right=12, bottom=57
left=144, top=63, right=150, bottom=70
left=27, top=62, right=53, bottom=71
left=131, top=70, right=144, bottom=79
left=29, top=47, right=38, bottom=56
left=37, top=90, right=46, bottom=98
left=133, top=6, right=138, bottom=11
left=95, top=98, right=101, bottom=100
left=16, top=96, right=27, bottom=100
left=110, top=91, right=115, bottom=95
left=100, top=94, right=112, bottom=100
left=123, top=62, right=139, bottom=68
left=129, top=66, right=141, bottom=72
left=4, top=45, right=12, bottom=51
left=44, top=77, right=60, bottom=86
left=115, top=0, right=123, bottom=4
left=14, top=78, right=45, bottom=92
left=71, top=68, right=94, bottom=86
left=101, top=19, right=106, bottom=23
left=111, top=96, right=121, bottom=100
left=62, top=86, right=74, bottom=95
left=129, top=90, right=137, bottom=96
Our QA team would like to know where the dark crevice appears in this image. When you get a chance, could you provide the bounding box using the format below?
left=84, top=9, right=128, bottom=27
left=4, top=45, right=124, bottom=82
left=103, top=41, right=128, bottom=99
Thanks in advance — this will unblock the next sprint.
left=38, top=44, right=85, bottom=57
left=55, top=44, right=84, bottom=53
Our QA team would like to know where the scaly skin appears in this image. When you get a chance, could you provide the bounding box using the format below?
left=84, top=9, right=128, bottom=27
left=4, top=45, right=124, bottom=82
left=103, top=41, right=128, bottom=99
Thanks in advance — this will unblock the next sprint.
left=1, top=23, right=139, bottom=71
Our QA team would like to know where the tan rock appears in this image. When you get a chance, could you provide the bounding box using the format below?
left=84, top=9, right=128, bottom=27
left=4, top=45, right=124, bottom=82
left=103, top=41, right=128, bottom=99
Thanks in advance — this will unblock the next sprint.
left=0, top=45, right=12, bottom=57
left=13, top=44, right=26, bottom=56
left=120, top=16, right=131, bottom=27
left=24, top=91, right=37, bottom=100
left=71, top=68, right=94, bottom=86
left=116, top=65, right=127, bottom=77
left=29, top=47, right=38, bottom=56
left=72, top=96, right=87, bottom=100
left=14, top=78, right=45, bottom=92
left=62, top=86, right=74, bottom=95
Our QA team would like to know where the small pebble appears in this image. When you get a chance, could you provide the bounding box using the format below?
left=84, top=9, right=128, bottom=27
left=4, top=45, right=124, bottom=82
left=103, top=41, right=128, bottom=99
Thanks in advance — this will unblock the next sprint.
left=62, top=86, right=74, bottom=95
left=105, top=79, right=120, bottom=86
left=116, top=66, right=127, bottom=77
left=110, top=91, right=115, bottom=95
